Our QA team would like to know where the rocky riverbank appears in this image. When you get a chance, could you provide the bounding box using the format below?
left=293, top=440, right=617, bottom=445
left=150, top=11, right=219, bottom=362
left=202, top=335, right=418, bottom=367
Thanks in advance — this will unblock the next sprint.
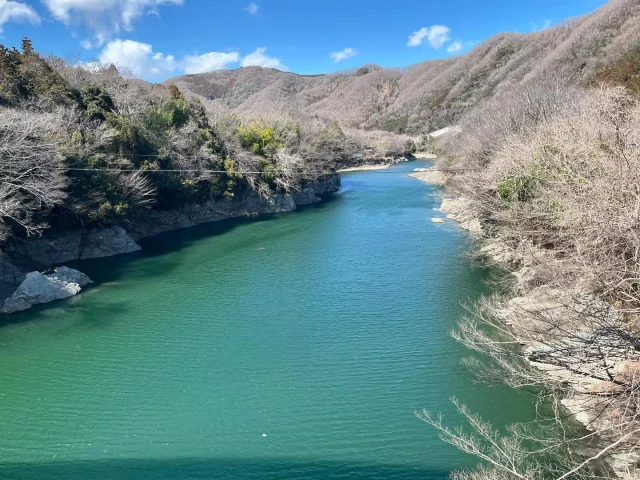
left=0, top=174, right=340, bottom=313
left=414, top=174, right=640, bottom=479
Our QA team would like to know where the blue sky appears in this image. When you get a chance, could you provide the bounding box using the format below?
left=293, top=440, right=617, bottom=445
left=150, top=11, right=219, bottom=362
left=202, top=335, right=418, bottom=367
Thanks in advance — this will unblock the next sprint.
left=0, top=0, right=607, bottom=80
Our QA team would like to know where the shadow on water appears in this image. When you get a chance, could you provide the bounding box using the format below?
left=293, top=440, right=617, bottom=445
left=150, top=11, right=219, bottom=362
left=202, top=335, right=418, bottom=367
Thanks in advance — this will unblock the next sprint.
left=0, top=457, right=450, bottom=480
left=135, top=194, right=343, bottom=260
left=109, top=195, right=339, bottom=263
left=0, top=195, right=342, bottom=329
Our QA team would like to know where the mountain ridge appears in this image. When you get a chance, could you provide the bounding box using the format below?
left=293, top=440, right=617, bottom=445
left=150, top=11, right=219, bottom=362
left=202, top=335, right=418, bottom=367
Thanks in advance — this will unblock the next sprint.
left=165, top=0, right=640, bottom=134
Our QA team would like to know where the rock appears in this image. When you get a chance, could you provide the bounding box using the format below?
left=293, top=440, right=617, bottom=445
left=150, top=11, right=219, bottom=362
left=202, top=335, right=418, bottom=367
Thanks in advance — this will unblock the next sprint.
left=310, top=174, right=341, bottom=196
left=3, top=231, right=82, bottom=269
left=410, top=169, right=448, bottom=186
left=2, top=267, right=93, bottom=314
left=614, top=360, right=640, bottom=383
left=47, top=267, right=93, bottom=288
left=459, top=218, right=483, bottom=235
left=2, top=226, right=140, bottom=268
left=0, top=173, right=343, bottom=269
left=512, top=266, right=536, bottom=291
left=292, top=187, right=320, bottom=205
left=80, top=227, right=141, bottom=260
left=0, top=253, right=25, bottom=284
left=610, top=451, right=640, bottom=479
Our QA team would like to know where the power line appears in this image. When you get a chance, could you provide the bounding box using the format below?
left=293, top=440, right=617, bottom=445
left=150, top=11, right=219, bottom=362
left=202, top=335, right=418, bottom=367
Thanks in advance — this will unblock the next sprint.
left=32, top=166, right=481, bottom=174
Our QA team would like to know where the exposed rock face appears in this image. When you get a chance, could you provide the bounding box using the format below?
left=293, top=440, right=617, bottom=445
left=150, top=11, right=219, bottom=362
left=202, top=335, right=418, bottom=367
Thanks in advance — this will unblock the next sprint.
left=4, top=231, right=83, bottom=270
left=3, top=227, right=141, bottom=270
left=0, top=254, right=25, bottom=284
left=292, top=187, right=320, bottom=205
left=126, top=174, right=341, bottom=240
left=306, top=174, right=341, bottom=197
left=125, top=191, right=299, bottom=239
left=3, top=267, right=93, bottom=313
left=80, top=227, right=142, bottom=260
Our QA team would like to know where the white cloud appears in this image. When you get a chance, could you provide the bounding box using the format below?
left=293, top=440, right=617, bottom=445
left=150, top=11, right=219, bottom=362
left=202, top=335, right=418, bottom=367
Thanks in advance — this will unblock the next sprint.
left=0, top=0, right=40, bottom=33
left=96, top=39, right=177, bottom=78
left=407, top=25, right=451, bottom=48
left=530, top=19, right=552, bottom=32
left=244, top=2, right=258, bottom=15
left=446, top=41, right=462, bottom=53
left=330, top=47, right=357, bottom=63
left=446, top=40, right=479, bottom=54
left=241, top=47, right=287, bottom=70
left=183, top=51, right=239, bottom=74
left=41, top=0, right=183, bottom=46
left=86, top=41, right=288, bottom=79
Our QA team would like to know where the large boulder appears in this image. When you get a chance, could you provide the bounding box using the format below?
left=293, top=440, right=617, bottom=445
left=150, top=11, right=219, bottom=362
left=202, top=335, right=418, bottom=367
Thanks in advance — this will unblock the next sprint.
left=2, top=267, right=93, bottom=314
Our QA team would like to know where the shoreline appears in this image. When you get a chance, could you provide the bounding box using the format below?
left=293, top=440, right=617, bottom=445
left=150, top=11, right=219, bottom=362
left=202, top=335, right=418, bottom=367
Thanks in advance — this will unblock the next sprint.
left=413, top=173, right=638, bottom=478
left=338, top=164, right=393, bottom=172
left=0, top=174, right=342, bottom=314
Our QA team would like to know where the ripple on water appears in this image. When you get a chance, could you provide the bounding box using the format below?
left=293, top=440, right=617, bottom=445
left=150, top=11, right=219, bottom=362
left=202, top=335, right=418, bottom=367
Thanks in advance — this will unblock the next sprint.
left=0, top=161, right=536, bottom=479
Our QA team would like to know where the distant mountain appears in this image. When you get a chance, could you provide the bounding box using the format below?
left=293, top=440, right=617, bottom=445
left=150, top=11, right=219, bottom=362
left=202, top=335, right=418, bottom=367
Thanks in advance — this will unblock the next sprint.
left=165, top=0, right=640, bottom=134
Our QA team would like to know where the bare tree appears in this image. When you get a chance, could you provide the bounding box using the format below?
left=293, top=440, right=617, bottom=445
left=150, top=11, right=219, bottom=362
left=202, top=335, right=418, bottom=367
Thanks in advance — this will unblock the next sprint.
left=0, top=108, right=66, bottom=239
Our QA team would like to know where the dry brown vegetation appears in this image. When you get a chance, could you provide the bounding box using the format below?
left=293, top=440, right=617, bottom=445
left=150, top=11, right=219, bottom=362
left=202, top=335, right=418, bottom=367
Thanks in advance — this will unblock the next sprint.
left=421, top=40, right=640, bottom=480
left=166, top=0, right=640, bottom=135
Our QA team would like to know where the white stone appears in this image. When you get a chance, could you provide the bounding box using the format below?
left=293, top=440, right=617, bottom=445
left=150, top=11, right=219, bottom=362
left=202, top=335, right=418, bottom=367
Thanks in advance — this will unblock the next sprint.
left=2, top=267, right=93, bottom=313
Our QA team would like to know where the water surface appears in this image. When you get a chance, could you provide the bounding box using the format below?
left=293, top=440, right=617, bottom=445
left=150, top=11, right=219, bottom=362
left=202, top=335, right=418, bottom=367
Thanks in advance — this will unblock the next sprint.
left=0, top=160, right=535, bottom=479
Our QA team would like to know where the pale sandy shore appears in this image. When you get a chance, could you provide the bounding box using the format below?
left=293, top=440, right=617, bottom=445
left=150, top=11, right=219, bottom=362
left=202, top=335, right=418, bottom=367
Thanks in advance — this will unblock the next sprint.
left=409, top=169, right=448, bottom=186
left=338, top=164, right=393, bottom=172
left=413, top=152, right=438, bottom=159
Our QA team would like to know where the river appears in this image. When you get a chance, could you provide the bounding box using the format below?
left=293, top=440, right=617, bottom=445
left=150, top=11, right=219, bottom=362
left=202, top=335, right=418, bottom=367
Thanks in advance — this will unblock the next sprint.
left=0, top=160, right=535, bottom=479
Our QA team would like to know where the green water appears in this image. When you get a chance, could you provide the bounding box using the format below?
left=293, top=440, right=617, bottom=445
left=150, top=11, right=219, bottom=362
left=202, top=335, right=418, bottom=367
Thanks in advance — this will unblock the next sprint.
left=0, top=160, right=535, bottom=479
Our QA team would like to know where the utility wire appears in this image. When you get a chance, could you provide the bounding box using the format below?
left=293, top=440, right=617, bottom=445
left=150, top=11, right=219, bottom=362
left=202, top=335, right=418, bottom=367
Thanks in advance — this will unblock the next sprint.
left=30, top=166, right=482, bottom=174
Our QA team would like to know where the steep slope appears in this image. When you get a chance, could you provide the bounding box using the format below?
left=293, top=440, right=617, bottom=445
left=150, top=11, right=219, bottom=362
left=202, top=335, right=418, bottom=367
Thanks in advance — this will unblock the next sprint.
left=165, top=0, right=640, bottom=134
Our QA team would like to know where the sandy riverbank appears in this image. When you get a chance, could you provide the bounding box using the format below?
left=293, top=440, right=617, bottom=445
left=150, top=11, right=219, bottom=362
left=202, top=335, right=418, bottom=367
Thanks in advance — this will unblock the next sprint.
left=338, top=164, right=393, bottom=172
left=413, top=152, right=438, bottom=159
left=409, top=169, right=448, bottom=186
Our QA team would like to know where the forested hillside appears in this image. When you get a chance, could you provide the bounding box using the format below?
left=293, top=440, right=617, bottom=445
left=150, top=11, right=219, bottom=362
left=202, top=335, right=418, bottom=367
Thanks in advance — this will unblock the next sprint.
left=167, top=0, right=640, bottom=134
left=0, top=39, right=414, bottom=247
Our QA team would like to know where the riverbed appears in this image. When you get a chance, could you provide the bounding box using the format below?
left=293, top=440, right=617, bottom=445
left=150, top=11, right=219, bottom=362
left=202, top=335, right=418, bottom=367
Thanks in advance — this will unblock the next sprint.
left=0, top=160, right=536, bottom=479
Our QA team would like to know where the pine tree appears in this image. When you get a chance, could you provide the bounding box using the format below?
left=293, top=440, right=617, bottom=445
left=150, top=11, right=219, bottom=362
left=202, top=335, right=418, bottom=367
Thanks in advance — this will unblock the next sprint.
left=20, top=37, right=34, bottom=56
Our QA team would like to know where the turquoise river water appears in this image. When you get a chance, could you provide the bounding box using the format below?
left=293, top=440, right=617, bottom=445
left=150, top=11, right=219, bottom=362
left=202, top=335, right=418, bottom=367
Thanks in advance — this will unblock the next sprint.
left=0, top=160, right=535, bottom=479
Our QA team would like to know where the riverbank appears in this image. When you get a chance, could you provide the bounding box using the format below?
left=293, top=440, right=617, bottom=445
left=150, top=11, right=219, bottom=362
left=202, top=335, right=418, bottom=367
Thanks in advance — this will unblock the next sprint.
left=0, top=173, right=341, bottom=313
left=412, top=172, right=640, bottom=478
left=338, top=164, right=392, bottom=172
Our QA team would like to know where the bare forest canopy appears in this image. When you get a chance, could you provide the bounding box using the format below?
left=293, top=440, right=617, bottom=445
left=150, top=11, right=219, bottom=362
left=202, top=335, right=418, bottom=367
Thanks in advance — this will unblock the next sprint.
left=166, top=0, right=640, bottom=135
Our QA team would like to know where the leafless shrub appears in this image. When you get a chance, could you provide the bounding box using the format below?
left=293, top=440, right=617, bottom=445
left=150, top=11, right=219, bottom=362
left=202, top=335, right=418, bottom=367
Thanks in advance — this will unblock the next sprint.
left=425, top=85, right=640, bottom=478
left=117, top=171, right=156, bottom=207
left=0, top=107, right=67, bottom=239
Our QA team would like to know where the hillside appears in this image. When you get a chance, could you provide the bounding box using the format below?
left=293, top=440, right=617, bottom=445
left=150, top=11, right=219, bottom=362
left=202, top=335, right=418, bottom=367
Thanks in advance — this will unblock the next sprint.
left=166, top=0, right=640, bottom=134
left=405, top=0, right=640, bottom=477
